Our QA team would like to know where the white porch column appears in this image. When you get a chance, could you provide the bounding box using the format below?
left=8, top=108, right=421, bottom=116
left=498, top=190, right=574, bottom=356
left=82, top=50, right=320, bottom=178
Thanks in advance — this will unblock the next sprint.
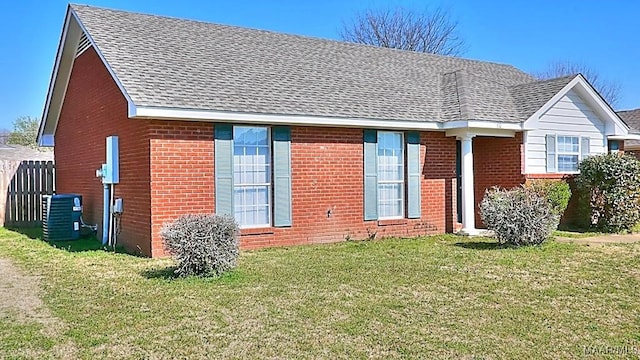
left=459, top=135, right=479, bottom=235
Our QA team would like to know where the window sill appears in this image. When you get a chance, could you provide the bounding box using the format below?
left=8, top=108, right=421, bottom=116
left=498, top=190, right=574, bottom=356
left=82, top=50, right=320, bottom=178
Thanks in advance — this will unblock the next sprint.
left=377, top=219, right=408, bottom=226
left=240, top=227, right=275, bottom=236
left=526, top=173, right=578, bottom=180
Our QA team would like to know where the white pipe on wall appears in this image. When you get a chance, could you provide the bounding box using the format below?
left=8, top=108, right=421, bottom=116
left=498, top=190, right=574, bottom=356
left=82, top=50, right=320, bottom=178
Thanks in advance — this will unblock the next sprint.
left=102, top=183, right=110, bottom=245
left=108, top=183, right=115, bottom=247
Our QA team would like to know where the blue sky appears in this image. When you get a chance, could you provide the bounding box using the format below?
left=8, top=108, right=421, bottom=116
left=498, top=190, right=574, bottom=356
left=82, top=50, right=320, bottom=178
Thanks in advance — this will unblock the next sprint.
left=1, top=0, right=638, bottom=131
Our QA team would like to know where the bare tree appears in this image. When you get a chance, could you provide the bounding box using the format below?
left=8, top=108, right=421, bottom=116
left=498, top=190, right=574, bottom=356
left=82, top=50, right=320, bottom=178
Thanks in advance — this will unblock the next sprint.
left=339, top=6, right=466, bottom=56
left=535, top=61, right=621, bottom=108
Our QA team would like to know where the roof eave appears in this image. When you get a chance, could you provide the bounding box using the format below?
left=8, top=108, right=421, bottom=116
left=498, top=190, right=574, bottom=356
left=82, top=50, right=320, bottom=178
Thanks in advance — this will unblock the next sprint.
left=38, top=6, right=75, bottom=147
left=131, top=105, right=526, bottom=132
left=38, top=5, right=135, bottom=147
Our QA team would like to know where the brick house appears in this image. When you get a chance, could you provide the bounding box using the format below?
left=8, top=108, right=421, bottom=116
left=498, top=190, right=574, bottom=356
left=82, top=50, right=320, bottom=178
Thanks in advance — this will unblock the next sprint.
left=38, top=5, right=634, bottom=257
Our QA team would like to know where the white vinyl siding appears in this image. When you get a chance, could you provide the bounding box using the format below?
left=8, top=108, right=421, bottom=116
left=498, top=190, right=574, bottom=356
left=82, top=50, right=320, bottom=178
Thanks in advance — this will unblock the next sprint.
left=377, top=131, right=404, bottom=219
left=233, top=126, right=271, bottom=227
left=524, top=89, right=607, bottom=174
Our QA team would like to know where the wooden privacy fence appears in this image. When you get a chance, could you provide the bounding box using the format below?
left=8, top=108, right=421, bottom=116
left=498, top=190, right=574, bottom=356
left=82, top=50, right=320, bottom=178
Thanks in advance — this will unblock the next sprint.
left=4, top=161, right=55, bottom=228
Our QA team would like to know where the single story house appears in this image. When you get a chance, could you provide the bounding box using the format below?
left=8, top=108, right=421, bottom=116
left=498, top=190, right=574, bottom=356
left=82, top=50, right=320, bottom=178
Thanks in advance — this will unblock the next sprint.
left=38, top=5, right=634, bottom=257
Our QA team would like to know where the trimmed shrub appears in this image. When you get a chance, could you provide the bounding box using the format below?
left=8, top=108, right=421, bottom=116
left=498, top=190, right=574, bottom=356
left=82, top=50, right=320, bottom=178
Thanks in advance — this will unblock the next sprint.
left=526, top=179, right=571, bottom=227
left=161, top=214, right=240, bottom=277
left=576, top=153, right=640, bottom=232
left=480, top=186, right=558, bottom=246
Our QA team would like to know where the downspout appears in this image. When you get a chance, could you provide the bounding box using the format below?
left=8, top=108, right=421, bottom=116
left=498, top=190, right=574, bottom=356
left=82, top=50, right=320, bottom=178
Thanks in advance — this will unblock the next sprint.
left=102, top=183, right=110, bottom=245
left=108, top=183, right=115, bottom=246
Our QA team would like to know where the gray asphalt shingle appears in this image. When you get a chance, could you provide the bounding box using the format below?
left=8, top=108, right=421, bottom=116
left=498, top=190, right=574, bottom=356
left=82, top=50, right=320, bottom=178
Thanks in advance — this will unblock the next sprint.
left=71, top=5, right=569, bottom=124
left=618, top=109, right=640, bottom=133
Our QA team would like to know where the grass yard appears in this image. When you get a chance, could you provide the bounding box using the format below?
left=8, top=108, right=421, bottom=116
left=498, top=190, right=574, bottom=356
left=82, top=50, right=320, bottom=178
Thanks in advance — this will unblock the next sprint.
left=1, top=229, right=639, bottom=359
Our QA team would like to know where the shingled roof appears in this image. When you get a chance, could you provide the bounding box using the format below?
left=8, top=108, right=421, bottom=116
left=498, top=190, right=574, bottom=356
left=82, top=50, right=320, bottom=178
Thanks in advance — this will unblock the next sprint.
left=618, top=109, right=640, bottom=133
left=68, top=4, right=574, bottom=124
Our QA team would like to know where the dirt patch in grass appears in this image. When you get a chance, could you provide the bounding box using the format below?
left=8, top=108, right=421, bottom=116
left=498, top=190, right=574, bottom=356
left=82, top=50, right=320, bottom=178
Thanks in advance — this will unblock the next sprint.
left=0, top=258, right=64, bottom=336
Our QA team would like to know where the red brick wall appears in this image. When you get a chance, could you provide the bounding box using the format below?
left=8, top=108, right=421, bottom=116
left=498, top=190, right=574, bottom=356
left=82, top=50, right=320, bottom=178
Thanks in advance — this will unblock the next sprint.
left=55, top=47, right=152, bottom=255
left=147, top=127, right=458, bottom=254
left=57, top=49, right=460, bottom=257
left=473, top=133, right=526, bottom=227
left=149, top=121, right=215, bottom=257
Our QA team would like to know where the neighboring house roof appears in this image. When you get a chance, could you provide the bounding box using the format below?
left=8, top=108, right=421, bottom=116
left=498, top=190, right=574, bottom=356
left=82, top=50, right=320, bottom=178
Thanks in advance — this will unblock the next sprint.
left=618, top=109, right=640, bottom=134
left=0, top=145, right=54, bottom=162
left=617, top=109, right=640, bottom=148
left=38, top=4, right=630, bottom=145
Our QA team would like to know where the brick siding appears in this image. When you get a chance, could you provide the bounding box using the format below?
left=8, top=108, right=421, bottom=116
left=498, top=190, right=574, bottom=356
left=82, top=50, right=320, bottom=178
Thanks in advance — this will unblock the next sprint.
left=55, top=47, right=152, bottom=254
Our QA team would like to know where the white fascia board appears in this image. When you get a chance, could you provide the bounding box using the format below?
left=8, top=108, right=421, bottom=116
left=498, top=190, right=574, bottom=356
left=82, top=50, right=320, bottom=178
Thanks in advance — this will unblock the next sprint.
left=132, top=106, right=528, bottom=132
left=131, top=106, right=442, bottom=130
left=608, top=134, right=640, bottom=140
left=38, top=8, right=74, bottom=147
left=441, top=120, right=523, bottom=131
left=445, top=127, right=516, bottom=138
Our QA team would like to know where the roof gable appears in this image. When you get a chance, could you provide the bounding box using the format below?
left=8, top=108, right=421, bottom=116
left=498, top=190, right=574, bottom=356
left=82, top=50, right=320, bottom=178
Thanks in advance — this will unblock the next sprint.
left=523, top=74, right=628, bottom=136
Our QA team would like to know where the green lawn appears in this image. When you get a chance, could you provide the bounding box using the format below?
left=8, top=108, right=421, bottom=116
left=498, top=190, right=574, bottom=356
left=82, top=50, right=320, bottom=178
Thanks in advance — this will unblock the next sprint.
left=552, top=230, right=602, bottom=239
left=1, top=229, right=639, bottom=359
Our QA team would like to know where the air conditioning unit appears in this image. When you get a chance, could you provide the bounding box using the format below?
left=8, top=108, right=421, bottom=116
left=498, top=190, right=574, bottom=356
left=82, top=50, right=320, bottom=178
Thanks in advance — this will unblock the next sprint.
left=42, top=194, right=82, bottom=241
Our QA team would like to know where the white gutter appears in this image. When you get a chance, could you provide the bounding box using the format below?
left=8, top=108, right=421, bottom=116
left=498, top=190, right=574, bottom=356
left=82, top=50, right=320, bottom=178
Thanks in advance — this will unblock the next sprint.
left=130, top=105, right=525, bottom=132
left=608, top=134, right=640, bottom=140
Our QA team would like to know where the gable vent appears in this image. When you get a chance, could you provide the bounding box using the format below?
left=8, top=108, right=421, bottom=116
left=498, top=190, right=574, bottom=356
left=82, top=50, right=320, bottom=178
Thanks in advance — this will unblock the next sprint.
left=75, top=33, right=92, bottom=57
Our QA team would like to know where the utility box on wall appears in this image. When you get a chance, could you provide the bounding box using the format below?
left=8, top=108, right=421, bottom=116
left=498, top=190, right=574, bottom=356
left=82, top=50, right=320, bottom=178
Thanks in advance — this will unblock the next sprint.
left=104, top=136, right=119, bottom=184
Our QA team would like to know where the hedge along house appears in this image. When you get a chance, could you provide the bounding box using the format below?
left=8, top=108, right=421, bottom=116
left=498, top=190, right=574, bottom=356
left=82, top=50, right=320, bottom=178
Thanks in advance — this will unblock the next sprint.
left=38, top=5, right=635, bottom=257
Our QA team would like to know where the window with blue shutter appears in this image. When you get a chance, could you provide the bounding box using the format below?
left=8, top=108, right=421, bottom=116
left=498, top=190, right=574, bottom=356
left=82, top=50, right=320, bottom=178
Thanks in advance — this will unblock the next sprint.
left=364, top=130, right=420, bottom=221
left=214, top=125, right=292, bottom=228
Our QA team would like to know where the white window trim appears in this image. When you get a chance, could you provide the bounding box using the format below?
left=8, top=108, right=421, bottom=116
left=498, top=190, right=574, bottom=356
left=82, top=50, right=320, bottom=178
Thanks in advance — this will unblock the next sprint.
left=377, top=131, right=405, bottom=220
left=555, top=134, right=581, bottom=174
left=233, top=126, right=272, bottom=229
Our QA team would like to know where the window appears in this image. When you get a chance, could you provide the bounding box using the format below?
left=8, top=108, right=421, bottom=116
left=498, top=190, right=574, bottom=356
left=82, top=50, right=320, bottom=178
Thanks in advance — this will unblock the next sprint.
left=233, top=126, right=271, bottom=227
left=557, top=135, right=580, bottom=172
left=377, top=131, right=404, bottom=218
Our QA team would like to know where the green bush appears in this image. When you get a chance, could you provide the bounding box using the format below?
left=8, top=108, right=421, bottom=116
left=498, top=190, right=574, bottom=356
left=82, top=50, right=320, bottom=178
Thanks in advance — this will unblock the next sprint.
left=161, top=214, right=240, bottom=277
left=526, top=179, right=571, bottom=218
left=480, top=186, right=558, bottom=246
left=576, top=153, right=640, bottom=232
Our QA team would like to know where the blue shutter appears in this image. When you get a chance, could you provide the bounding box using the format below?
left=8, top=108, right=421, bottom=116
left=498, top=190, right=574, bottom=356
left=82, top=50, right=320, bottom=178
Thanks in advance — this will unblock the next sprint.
left=273, top=126, right=292, bottom=227
left=363, top=129, right=378, bottom=221
left=214, top=124, right=233, bottom=216
left=546, top=134, right=557, bottom=172
left=406, top=131, right=421, bottom=218
left=581, top=137, right=590, bottom=160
